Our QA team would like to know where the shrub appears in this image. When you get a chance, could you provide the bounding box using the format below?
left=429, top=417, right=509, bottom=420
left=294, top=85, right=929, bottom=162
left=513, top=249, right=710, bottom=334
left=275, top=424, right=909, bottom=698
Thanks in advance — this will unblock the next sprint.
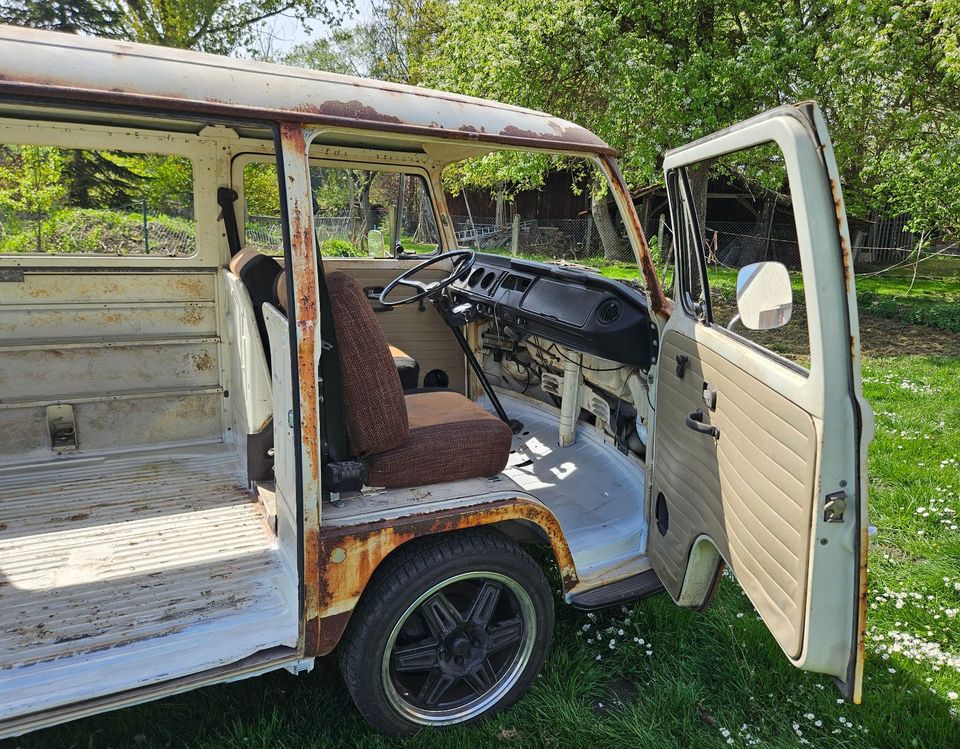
left=320, top=237, right=364, bottom=257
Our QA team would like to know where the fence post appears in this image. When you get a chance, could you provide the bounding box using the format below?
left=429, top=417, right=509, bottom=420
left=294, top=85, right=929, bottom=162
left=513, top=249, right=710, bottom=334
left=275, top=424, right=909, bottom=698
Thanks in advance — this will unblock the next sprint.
left=585, top=215, right=593, bottom=255
left=511, top=213, right=520, bottom=256
left=142, top=197, right=149, bottom=255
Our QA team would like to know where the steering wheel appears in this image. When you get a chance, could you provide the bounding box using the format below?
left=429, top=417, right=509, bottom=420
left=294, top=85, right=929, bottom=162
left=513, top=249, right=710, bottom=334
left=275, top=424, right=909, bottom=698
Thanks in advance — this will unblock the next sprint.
left=379, top=250, right=476, bottom=308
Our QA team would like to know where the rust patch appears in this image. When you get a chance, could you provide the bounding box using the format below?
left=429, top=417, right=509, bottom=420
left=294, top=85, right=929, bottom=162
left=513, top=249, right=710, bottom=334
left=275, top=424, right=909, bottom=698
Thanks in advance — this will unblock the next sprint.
left=293, top=100, right=403, bottom=125
left=279, top=121, right=324, bottom=654
left=601, top=155, right=671, bottom=318
left=0, top=522, right=7, bottom=531
left=190, top=351, right=215, bottom=371
left=312, top=497, right=577, bottom=656
left=172, top=277, right=207, bottom=300
left=178, top=305, right=206, bottom=327
left=68, top=513, right=90, bottom=522
left=853, top=521, right=869, bottom=704
left=829, top=177, right=854, bottom=293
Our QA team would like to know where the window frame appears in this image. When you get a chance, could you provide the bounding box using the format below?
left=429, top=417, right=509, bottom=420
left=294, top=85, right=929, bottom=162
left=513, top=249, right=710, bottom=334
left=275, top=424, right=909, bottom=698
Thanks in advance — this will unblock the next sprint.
left=666, top=157, right=811, bottom=376
left=232, top=152, right=445, bottom=259
left=0, top=116, right=213, bottom=266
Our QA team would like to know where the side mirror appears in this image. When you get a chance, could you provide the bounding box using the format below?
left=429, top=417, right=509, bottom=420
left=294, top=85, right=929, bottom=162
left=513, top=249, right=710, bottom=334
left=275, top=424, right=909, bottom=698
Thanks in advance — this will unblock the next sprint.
left=735, top=261, right=792, bottom=330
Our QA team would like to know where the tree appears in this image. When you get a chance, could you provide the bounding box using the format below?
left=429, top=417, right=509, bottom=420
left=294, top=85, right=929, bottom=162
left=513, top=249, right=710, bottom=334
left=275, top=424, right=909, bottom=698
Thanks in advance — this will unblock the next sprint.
left=0, top=1, right=122, bottom=35
left=284, top=25, right=378, bottom=76
left=2, top=0, right=354, bottom=56
left=417, top=0, right=960, bottom=238
left=0, top=146, right=67, bottom=251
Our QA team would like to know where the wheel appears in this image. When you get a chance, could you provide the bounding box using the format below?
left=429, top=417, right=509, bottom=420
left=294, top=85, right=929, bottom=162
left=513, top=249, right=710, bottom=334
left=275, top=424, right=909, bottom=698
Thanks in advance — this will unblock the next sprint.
left=338, top=528, right=554, bottom=736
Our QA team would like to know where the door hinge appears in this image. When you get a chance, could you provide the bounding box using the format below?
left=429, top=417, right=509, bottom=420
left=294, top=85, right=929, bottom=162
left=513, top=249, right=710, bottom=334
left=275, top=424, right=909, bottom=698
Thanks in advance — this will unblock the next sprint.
left=823, top=491, right=847, bottom=523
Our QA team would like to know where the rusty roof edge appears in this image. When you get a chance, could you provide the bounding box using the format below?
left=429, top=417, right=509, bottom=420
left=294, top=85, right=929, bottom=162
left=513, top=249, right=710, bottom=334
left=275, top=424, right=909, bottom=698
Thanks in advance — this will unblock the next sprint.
left=0, top=26, right=615, bottom=156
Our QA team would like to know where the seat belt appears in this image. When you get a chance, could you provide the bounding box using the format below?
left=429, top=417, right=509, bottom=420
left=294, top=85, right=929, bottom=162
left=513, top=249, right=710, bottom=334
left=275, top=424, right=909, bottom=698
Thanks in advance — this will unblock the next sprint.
left=315, top=254, right=366, bottom=499
left=217, top=187, right=243, bottom=257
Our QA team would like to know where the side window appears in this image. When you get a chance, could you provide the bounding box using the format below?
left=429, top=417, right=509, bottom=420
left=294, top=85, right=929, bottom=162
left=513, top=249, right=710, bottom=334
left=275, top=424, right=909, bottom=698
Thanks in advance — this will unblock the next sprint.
left=671, top=171, right=708, bottom=319
left=242, top=161, right=440, bottom=257
left=672, top=143, right=810, bottom=367
left=0, top=145, right=194, bottom=257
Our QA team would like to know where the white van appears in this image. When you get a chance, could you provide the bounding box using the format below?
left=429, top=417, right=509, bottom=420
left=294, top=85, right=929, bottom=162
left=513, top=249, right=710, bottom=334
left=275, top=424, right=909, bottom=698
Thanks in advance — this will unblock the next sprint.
left=0, top=26, right=871, bottom=738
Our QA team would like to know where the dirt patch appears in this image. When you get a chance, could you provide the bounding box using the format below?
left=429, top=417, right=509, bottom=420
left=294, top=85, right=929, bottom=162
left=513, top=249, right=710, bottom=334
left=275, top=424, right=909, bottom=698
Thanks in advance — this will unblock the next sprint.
left=711, top=297, right=960, bottom=360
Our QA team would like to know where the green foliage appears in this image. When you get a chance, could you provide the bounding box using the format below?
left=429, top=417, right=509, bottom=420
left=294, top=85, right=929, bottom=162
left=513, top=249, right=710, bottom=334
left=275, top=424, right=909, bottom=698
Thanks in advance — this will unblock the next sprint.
left=243, top=162, right=282, bottom=217
left=319, top=237, right=363, bottom=257
left=0, top=207, right=195, bottom=255
left=416, top=0, right=960, bottom=237
left=0, top=145, right=67, bottom=220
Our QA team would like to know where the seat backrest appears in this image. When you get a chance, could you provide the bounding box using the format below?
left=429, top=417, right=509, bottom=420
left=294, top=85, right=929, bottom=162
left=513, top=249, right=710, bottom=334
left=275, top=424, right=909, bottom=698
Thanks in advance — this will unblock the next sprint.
left=229, top=248, right=284, bottom=368
left=325, top=271, right=409, bottom=455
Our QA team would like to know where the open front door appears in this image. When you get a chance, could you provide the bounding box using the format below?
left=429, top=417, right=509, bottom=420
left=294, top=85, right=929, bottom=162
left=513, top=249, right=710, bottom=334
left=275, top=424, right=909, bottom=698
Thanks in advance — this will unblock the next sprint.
left=648, top=103, right=873, bottom=701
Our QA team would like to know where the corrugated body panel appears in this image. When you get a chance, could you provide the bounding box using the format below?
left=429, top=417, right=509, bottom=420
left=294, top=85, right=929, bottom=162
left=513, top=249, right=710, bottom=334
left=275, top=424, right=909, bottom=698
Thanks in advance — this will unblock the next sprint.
left=0, top=445, right=298, bottom=721
left=0, top=340, right=220, bottom=400
left=0, top=270, right=223, bottom=460
left=0, top=272, right=215, bottom=305
left=0, top=390, right=222, bottom=464
left=0, top=302, right=217, bottom=339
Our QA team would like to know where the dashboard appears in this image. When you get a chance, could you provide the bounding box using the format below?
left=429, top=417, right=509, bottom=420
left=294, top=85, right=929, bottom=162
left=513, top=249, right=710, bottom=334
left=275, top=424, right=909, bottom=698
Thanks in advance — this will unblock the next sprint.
left=449, top=253, right=658, bottom=369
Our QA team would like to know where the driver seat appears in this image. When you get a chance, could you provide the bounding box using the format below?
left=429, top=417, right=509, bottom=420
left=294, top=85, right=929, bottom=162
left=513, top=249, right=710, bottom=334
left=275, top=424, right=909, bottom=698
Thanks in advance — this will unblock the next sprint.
left=326, top=271, right=513, bottom=488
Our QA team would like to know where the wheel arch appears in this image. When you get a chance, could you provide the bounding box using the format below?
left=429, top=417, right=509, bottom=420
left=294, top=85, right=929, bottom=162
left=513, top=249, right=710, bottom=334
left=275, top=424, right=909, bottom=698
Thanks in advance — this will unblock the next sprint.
left=312, top=497, right=576, bottom=657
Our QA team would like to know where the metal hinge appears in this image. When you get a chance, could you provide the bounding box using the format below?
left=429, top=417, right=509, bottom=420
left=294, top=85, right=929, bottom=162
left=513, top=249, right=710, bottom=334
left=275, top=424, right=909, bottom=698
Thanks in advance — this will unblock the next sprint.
left=823, top=491, right=847, bottom=523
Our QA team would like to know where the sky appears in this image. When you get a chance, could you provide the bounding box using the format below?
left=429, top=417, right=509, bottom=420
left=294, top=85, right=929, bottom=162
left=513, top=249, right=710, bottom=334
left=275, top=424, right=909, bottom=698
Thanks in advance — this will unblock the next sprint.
left=256, top=0, right=376, bottom=56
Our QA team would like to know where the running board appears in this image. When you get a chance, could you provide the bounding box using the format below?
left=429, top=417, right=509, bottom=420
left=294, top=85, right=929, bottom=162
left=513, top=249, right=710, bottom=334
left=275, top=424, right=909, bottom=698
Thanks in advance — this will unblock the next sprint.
left=567, top=569, right=664, bottom=610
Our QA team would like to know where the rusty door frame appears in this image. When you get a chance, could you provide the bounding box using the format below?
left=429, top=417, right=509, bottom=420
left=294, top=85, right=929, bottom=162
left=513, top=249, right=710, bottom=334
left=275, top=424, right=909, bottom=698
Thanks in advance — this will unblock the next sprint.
left=274, top=122, right=325, bottom=654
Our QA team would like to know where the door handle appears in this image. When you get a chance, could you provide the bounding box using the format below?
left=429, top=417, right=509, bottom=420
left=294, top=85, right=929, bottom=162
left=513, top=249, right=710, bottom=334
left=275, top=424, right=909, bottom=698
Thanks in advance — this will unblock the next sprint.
left=363, top=285, right=385, bottom=300
left=685, top=410, right=719, bottom=438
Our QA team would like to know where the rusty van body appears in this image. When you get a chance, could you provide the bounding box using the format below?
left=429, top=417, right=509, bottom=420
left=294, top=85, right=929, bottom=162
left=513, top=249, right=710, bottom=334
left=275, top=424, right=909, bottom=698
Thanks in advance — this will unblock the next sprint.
left=0, top=27, right=871, bottom=738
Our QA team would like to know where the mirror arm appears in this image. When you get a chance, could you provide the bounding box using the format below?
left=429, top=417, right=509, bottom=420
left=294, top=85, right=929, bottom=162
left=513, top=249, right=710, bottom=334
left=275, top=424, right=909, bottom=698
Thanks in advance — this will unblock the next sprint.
left=727, top=313, right=741, bottom=331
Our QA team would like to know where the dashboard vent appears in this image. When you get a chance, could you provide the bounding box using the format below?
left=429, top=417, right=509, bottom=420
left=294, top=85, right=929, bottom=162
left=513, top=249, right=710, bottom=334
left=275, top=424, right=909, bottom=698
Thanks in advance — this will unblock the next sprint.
left=596, top=299, right=622, bottom=325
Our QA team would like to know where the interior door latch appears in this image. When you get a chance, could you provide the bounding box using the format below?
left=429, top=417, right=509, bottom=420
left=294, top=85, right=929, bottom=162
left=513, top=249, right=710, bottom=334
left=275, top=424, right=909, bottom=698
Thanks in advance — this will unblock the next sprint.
left=823, top=491, right=847, bottom=523
left=675, top=354, right=689, bottom=378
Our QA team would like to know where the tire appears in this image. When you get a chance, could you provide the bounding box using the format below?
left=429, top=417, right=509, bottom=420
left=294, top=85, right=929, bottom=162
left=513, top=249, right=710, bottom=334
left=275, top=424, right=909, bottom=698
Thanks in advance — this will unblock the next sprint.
left=338, top=528, right=554, bottom=737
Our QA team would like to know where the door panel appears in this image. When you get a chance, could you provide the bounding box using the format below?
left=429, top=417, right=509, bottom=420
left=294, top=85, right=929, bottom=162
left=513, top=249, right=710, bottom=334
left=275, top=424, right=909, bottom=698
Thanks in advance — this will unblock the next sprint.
left=323, top=258, right=466, bottom=393
left=653, top=329, right=816, bottom=658
left=650, top=103, right=872, bottom=700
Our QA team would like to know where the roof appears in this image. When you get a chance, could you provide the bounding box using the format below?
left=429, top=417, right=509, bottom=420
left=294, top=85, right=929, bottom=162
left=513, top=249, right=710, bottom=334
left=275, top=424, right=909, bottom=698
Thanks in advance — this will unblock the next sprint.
left=0, top=26, right=614, bottom=156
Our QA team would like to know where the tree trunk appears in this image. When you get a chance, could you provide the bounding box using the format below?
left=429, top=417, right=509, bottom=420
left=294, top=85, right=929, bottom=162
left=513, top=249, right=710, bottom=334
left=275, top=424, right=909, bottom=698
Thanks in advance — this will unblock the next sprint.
left=592, top=193, right=621, bottom=260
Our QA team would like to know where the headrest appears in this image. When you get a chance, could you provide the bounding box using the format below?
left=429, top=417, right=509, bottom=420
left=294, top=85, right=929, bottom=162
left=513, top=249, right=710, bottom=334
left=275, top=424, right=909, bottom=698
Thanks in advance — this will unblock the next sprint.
left=273, top=271, right=288, bottom=314
left=228, top=247, right=262, bottom=276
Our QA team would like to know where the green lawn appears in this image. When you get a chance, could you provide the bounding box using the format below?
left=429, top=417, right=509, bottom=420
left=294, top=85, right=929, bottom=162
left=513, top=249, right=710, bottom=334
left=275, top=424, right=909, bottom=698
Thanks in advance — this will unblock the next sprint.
left=5, top=270, right=960, bottom=749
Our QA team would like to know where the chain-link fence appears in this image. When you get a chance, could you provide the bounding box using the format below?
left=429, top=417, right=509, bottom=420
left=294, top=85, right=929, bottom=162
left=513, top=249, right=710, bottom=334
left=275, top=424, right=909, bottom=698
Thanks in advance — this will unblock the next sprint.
left=450, top=214, right=634, bottom=262
left=0, top=200, right=194, bottom=256
left=690, top=217, right=960, bottom=275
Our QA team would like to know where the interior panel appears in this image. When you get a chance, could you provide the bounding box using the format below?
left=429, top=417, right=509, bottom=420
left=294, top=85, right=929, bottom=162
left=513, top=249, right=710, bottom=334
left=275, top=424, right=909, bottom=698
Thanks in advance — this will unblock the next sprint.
left=323, top=259, right=467, bottom=393
left=650, top=328, right=817, bottom=658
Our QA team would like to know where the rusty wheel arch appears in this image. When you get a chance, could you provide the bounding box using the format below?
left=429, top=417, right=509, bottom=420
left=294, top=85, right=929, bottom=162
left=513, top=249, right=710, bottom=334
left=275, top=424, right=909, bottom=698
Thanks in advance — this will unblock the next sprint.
left=312, top=497, right=577, bottom=657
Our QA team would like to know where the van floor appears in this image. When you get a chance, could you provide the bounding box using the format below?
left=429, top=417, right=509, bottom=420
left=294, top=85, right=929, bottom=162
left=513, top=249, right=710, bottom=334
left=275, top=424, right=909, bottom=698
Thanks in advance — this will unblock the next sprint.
left=0, top=444, right=297, bottom=722
left=327, top=393, right=648, bottom=587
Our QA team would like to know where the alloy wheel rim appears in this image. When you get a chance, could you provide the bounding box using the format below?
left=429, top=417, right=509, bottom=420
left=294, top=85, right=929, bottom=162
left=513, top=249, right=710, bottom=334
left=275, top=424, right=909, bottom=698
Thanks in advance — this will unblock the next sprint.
left=380, top=570, right=537, bottom=725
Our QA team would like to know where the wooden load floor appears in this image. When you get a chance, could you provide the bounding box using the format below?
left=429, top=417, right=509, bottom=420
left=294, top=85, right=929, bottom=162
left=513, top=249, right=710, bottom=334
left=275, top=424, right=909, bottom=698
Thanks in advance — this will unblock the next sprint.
left=0, top=444, right=298, bottom=722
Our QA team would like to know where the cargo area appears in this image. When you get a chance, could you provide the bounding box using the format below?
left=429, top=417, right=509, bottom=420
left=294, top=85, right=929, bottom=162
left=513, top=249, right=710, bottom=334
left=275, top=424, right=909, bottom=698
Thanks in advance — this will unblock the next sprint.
left=0, top=267, right=300, bottom=724
left=0, top=444, right=297, bottom=721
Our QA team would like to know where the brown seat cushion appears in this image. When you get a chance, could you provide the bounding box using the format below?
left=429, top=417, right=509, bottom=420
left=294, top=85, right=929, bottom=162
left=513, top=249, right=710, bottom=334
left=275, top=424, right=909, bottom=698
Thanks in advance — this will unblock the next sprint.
left=366, top=391, right=513, bottom=488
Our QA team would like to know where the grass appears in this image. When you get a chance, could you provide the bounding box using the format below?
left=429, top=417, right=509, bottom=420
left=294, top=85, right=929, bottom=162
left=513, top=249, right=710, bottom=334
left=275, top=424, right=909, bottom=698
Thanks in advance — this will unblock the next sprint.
left=4, top=268, right=960, bottom=748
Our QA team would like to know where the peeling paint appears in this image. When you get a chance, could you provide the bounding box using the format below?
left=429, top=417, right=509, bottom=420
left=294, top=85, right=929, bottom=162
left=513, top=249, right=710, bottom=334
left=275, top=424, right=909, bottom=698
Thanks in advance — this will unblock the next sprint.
left=601, top=155, right=671, bottom=318
left=312, top=497, right=577, bottom=656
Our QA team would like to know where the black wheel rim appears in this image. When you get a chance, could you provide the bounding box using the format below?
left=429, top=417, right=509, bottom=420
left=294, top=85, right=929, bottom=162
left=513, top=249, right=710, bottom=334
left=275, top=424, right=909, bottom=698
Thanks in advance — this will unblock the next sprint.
left=381, top=571, right=536, bottom=724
